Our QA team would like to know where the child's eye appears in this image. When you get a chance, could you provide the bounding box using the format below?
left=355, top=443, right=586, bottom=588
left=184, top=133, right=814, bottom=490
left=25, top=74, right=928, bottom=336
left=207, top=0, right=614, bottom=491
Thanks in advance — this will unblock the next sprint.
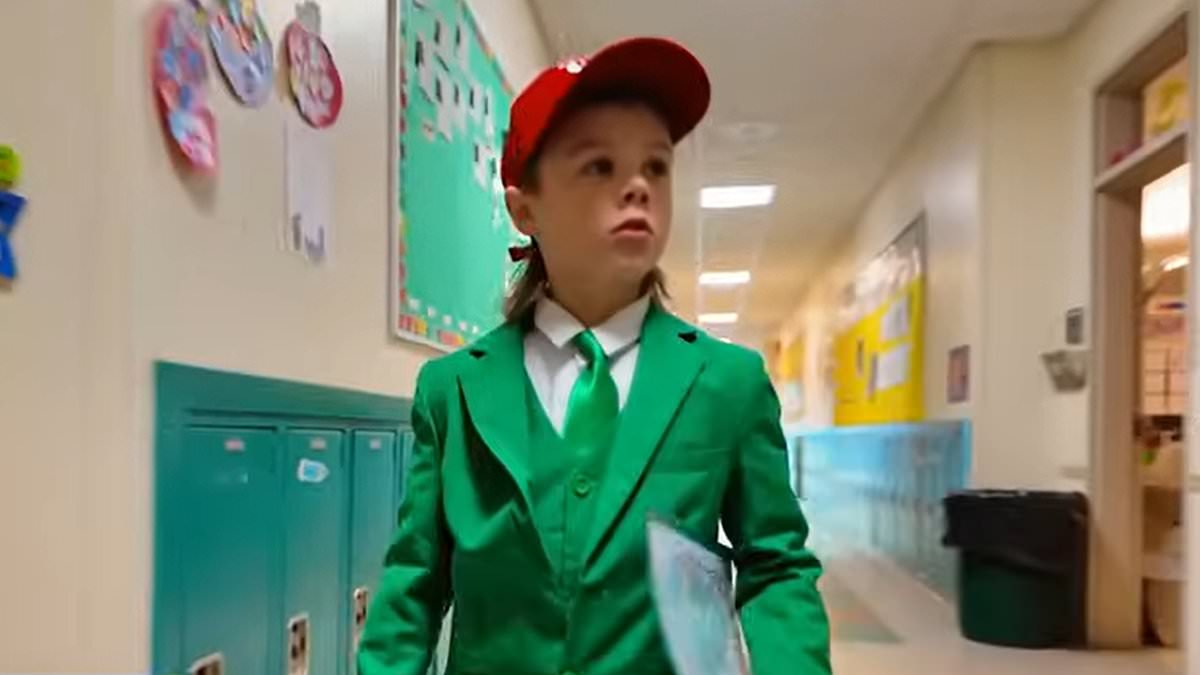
left=646, top=158, right=671, bottom=178
left=582, top=157, right=614, bottom=177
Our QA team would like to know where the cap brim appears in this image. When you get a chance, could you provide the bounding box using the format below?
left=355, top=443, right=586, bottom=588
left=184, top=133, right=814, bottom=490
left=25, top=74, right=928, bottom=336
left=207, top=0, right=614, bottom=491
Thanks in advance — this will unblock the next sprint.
left=566, top=37, right=711, bottom=143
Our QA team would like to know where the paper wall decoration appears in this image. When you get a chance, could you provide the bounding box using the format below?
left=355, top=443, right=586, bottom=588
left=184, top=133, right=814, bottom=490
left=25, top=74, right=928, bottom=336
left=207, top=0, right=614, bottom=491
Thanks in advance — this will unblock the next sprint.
left=0, top=146, right=22, bottom=188
left=209, top=0, right=275, bottom=107
left=0, top=144, right=25, bottom=281
left=153, top=1, right=218, bottom=172
left=285, top=116, right=333, bottom=263
left=0, top=191, right=27, bottom=281
left=1143, top=58, right=1189, bottom=142
left=286, top=21, right=344, bottom=128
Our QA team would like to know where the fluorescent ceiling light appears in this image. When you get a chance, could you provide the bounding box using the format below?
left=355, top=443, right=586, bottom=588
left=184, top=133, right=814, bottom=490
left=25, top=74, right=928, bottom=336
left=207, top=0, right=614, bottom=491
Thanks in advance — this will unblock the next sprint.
left=699, top=270, right=752, bottom=286
left=700, top=185, right=776, bottom=209
left=1142, top=164, right=1190, bottom=242
left=698, top=312, right=739, bottom=325
left=1163, top=254, right=1190, bottom=272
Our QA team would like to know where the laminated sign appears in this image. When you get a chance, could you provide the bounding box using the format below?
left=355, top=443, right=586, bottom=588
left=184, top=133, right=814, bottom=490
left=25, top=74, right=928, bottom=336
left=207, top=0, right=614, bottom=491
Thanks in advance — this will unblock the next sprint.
left=647, top=518, right=751, bottom=675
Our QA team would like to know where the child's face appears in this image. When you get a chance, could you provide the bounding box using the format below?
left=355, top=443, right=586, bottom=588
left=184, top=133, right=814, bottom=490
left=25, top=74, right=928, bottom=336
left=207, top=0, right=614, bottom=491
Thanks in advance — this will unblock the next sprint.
left=509, top=102, right=674, bottom=297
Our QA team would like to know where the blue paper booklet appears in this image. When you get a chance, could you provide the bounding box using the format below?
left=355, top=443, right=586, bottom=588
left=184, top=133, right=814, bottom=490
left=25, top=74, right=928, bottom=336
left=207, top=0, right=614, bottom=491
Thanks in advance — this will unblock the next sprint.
left=647, top=517, right=751, bottom=675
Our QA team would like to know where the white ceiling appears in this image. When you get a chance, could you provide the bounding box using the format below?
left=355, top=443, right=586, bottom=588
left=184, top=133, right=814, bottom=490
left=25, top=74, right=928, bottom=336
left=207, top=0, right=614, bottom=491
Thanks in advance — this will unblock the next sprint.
left=527, top=0, right=1098, bottom=345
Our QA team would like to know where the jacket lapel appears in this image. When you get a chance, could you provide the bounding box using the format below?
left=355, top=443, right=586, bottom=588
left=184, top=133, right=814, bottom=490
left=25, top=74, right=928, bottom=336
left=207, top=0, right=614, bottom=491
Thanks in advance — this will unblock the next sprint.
left=583, top=305, right=706, bottom=562
left=459, top=321, right=534, bottom=511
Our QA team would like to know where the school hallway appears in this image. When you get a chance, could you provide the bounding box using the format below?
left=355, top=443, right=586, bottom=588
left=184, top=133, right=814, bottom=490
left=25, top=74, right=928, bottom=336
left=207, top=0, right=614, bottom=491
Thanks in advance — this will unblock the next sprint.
left=7, top=0, right=1200, bottom=674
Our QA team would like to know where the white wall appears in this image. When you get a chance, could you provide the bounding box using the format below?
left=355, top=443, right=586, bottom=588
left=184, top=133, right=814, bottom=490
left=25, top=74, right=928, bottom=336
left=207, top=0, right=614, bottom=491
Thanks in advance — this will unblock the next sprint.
left=780, top=52, right=988, bottom=430
left=973, top=41, right=1078, bottom=489
left=856, top=54, right=987, bottom=427
left=119, top=0, right=549, bottom=396
left=977, top=0, right=1185, bottom=490
left=0, top=2, right=131, bottom=670
left=0, top=0, right=548, bottom=670
left=779, top=0, right=1187, bottom=491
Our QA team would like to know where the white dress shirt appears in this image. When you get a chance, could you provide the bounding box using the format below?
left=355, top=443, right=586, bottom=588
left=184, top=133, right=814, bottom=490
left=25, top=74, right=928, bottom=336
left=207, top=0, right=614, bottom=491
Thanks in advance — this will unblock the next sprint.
left=523, top=295, right=651, bottom=434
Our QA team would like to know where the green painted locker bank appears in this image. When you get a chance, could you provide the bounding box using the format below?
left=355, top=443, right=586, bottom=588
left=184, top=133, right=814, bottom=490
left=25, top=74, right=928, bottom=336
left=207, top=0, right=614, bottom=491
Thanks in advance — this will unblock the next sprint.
left=153, top=363, right=414, bottom=675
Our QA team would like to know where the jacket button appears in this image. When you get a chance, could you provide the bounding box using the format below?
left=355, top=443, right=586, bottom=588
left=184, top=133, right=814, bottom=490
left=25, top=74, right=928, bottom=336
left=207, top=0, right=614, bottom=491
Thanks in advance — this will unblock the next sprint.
left=572, top=474, right=593, bottom=498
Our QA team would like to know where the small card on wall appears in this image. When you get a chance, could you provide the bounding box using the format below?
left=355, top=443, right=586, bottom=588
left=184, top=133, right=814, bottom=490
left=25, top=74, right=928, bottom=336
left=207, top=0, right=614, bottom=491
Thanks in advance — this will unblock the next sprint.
left=947, top=345, right=970, bottom=404
left=285, top=116, right=333, bottom=264
left=1066, top=307, right=1085, bottom=346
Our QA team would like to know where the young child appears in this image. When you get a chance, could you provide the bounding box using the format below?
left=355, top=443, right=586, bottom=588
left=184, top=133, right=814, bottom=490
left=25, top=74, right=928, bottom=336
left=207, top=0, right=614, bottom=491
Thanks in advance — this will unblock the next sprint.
left=359, top=37, right=831, bottom=675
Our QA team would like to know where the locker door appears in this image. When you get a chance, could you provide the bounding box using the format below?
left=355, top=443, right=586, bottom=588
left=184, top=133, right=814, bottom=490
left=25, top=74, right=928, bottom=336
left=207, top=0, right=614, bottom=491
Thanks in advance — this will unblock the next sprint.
left=284, top=429, right=348, bottom=675
left=399, top=429, right=415, bottom=510
left=349, top=430, right=399, bottom=659
left=180, top=427, right=280, bottom=675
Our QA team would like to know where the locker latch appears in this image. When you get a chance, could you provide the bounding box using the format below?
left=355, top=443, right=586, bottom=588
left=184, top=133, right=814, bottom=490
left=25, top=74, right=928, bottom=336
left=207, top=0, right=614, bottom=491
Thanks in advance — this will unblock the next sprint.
left=189, top=653, right=225, bottom=675
left=287, top=614, right=311, bottom=675
left=353, top=587, right=370, bottom=646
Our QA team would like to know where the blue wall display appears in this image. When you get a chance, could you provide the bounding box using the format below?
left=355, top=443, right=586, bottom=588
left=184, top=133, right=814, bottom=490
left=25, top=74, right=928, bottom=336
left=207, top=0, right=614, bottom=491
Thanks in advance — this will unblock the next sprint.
left=790, top=421, right=972, bottom=599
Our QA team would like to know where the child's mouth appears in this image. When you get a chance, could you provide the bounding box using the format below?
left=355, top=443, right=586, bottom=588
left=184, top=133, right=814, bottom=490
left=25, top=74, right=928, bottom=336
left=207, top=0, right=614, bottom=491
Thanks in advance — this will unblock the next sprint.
left=613, top=218, right=653, bottom=236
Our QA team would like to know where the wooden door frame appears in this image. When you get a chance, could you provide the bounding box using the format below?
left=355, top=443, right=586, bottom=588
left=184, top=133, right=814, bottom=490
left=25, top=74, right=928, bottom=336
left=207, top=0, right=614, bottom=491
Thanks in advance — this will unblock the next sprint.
left=1089, top=6, right=1192, bottom=649
left=1089, top=184, right=1146, bottom=648
left=1186, top=1, right=1200, bottom=664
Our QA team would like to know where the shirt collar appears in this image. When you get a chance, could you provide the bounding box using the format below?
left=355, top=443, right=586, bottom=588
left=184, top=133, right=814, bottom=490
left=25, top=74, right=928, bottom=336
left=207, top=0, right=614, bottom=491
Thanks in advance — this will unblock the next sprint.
left=534, top=295, right=651, bottom=356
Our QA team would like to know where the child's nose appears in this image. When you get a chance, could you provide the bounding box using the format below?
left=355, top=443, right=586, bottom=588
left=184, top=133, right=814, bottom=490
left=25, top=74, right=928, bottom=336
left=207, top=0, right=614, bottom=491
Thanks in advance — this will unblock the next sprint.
left=622, top=178, right=651, bottom=207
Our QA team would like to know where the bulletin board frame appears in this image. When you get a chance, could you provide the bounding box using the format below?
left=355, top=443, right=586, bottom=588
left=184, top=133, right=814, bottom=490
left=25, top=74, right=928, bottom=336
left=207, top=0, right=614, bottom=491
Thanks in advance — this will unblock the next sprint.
left=387, top=0, right=520, bottom=352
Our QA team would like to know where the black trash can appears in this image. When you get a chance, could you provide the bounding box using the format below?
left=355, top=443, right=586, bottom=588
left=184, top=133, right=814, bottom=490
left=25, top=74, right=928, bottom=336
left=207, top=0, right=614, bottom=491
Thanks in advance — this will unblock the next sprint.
left=942, top=490, right=1088, bottom=649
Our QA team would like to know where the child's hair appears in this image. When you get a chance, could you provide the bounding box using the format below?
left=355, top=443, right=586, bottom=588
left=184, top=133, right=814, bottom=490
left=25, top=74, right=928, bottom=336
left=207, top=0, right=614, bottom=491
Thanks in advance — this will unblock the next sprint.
left=503, top=90, right=671, bottom=323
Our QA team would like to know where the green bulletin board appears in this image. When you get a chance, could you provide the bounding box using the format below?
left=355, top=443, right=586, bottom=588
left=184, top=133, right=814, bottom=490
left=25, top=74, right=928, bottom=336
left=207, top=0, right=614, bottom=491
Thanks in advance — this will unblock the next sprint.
left=391, top=0, right=523, bottom=349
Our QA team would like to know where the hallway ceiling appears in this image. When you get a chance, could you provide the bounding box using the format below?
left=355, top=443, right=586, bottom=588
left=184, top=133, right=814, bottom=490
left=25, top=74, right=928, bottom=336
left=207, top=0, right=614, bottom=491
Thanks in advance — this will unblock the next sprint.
left=527, top=0, right=1098, bottom=346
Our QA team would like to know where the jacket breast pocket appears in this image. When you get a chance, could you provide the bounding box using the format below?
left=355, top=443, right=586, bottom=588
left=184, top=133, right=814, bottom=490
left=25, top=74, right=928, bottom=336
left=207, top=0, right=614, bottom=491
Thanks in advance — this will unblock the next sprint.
left=653, top=444, right=730, bottom=473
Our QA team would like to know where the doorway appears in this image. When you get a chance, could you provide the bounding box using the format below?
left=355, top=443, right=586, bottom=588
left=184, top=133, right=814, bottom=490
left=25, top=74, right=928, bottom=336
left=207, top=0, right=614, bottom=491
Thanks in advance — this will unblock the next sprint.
left=1139, top=164, right=1189, bottom=649
left=1091, top=12, right=1190, bottom=650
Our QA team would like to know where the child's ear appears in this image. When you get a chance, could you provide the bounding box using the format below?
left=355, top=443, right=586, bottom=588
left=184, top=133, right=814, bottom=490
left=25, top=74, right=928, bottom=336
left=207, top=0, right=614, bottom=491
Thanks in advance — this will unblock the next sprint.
left=506, top=186, right=537, bottom=237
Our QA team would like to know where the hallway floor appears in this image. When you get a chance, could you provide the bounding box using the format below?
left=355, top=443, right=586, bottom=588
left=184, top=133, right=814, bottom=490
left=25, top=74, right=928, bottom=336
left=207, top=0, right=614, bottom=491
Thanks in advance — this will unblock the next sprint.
left=823, top=554, right=1183, bottom=675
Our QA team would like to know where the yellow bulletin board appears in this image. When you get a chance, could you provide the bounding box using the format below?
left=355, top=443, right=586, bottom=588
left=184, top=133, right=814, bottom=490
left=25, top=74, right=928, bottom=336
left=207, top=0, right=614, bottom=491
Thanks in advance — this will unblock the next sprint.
left=833, top=217, right=926, bottom=425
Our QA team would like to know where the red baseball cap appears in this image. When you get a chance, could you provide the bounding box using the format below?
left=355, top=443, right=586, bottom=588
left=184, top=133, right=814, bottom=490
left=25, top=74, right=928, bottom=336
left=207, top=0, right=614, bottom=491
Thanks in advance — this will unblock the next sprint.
left=501, top=37, right=711, bottom=188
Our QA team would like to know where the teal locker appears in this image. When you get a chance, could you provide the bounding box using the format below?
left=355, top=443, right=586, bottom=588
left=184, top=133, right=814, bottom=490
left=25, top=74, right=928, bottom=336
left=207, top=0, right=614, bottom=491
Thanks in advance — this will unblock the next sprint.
left=180, top=427, right=281, bottom=675
left=284, top=429, right=349, bottom=675
left=349, top=430, right=399, bottom=657
left=399, top=430, right=415, bottom=509
left=155, top=363, right=415, bottom=675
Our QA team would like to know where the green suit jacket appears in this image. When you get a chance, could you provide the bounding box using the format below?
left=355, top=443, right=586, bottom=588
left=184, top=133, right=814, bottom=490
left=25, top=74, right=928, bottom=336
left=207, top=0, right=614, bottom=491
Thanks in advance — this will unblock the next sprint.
left=358, top=306, right=830, bottom=675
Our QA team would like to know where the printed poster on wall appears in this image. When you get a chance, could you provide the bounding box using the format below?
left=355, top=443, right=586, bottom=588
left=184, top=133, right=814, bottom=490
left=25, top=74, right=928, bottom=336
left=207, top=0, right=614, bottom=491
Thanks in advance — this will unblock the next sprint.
left=833, top=216, right=926, bottom=425
left=390, top=0, right=523, bottom=349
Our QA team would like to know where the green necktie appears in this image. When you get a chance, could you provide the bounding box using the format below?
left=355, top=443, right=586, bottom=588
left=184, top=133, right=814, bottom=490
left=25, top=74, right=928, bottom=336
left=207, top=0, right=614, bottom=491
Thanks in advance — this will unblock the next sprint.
left=563, top=329, right=619, bottom=451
